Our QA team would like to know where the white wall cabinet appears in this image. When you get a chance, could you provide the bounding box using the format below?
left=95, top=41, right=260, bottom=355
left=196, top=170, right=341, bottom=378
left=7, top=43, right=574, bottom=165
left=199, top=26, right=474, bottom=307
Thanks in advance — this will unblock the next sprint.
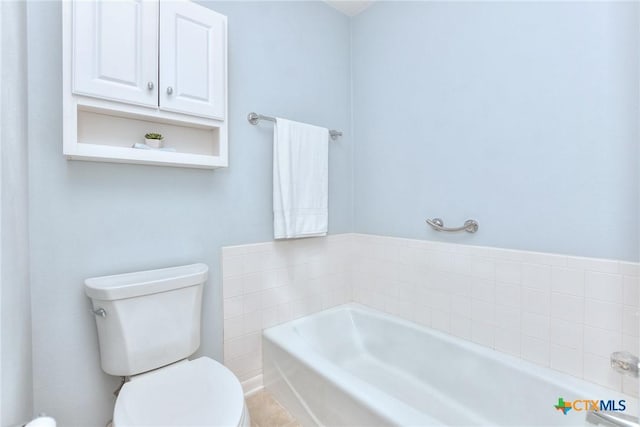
left=63, top=0, right=228, bottom=169
left=72, top=1, right=159, bottom=108
left=159, top=1, right=226, bottom=119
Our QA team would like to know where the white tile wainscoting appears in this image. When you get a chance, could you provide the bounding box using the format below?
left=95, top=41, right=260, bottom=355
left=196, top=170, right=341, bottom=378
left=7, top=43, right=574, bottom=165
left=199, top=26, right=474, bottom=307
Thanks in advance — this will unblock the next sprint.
left=222, top=233, right=640, bottom=397
left=350, top=234, right=640, bottom=397
left=221, top=234, right=352, bottom=390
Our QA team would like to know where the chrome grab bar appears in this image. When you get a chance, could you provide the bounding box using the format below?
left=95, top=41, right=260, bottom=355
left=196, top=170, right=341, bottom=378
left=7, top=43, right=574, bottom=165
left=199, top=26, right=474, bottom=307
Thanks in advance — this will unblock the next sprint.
left=586, top=411, right=639, bottom=427
left=426, top=218, right=479, bottom=233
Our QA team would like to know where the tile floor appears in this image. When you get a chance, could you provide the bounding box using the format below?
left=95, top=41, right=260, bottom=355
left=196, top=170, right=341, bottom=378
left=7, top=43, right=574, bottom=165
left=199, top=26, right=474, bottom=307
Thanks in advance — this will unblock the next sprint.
left=246, top=390, right=301, bottom=427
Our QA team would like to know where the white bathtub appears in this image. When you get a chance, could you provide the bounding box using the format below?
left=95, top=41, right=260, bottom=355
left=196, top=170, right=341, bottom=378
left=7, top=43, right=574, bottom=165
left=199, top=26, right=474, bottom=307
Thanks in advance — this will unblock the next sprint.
left=263, top=303, right=637, bottom=426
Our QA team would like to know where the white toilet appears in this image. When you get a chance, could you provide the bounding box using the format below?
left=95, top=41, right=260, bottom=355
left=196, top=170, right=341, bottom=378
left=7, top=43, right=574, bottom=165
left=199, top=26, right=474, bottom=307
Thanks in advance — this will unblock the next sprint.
left=85, top=263, right=250, bottom=427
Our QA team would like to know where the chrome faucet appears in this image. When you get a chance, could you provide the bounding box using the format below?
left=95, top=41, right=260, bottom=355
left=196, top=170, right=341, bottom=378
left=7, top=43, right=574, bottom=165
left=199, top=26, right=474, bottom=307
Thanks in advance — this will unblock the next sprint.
left=611, top=351, right=639, bottom=378
left=587, top=352, right=640, bottom=426
left=586, top=411, right=639, bottom=427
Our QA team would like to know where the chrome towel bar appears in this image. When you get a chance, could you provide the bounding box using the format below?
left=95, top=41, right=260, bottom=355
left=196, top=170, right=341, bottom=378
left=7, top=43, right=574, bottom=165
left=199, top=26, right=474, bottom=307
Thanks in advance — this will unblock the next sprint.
left=426, top=218, right=479, bottom=233
left=247, top=112, right=343, bottom=140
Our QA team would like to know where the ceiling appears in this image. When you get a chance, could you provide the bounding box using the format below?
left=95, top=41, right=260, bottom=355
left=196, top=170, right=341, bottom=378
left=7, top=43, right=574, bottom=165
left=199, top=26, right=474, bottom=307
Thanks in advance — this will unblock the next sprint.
left=324, top=1, right=374, bottom=16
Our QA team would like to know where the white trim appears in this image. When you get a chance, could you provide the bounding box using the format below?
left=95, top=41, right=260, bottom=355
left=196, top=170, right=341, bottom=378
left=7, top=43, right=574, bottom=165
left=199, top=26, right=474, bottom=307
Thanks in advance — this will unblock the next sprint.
left=0, top=1, right=4, bottom=421
left=241, top=374, right=263, bottom=396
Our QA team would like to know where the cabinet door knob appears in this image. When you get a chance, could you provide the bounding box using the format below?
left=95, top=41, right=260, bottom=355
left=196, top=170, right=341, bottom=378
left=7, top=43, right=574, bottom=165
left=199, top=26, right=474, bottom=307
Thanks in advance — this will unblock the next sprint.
left=147, top=82, right=154, bottom=90
left=166, top=87, right=173, bottom=95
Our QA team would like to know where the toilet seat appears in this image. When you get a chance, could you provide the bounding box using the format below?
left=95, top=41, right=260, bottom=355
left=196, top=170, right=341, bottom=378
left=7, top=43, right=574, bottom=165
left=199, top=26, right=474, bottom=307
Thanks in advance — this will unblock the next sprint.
left=113, top=357, right=248, bottom=427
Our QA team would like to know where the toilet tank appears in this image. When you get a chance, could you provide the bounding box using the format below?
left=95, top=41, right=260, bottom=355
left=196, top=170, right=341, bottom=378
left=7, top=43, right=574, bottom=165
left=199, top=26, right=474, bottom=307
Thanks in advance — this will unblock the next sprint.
left=84, top=264, right=208, bottom=376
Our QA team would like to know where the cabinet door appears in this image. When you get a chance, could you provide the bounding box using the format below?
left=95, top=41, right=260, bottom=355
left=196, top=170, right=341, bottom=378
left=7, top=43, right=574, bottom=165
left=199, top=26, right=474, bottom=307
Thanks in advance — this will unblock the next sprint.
left=72, top=0, right=159, bottom=107
left=159, top=2, right=226, bottom=119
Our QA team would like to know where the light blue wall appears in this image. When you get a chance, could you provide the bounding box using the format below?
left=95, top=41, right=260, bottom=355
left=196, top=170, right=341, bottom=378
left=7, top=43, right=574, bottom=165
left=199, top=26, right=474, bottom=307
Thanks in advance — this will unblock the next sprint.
left=27, top=2, right=351, bottom=424
left=1, top=1, right=33, bottom=424
left=352, top=1, right=639, bottom=261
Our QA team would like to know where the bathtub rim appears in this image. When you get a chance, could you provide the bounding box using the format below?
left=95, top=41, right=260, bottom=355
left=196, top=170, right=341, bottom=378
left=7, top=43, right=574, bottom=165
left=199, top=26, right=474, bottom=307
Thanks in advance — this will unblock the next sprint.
left=263, top=305, right=438, bottom=425
left=263, top=303, right=638, bottom=425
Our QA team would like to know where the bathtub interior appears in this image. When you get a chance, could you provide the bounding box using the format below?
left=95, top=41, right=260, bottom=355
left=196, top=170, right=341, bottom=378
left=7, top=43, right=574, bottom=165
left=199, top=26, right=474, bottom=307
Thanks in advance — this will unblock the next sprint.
left=264, top=304, right=637, bottom=427
left=263, top=339, right=396, bottom=427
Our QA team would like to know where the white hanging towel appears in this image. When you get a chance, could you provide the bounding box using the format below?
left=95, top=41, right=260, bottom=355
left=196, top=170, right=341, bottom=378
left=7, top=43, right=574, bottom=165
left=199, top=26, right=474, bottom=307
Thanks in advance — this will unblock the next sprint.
left=273, top=118, right=329, bottom=239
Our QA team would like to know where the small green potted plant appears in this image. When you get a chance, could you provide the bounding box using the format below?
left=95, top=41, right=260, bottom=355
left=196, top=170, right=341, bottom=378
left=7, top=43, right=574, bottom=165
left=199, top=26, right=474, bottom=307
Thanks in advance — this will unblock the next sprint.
left=144, top=132, right=164, bottom=149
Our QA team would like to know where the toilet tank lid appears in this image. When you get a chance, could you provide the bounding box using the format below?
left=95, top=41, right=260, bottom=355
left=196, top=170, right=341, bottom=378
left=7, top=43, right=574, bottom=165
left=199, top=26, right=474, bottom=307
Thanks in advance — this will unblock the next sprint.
left=85, top=263, right=208, bottom=301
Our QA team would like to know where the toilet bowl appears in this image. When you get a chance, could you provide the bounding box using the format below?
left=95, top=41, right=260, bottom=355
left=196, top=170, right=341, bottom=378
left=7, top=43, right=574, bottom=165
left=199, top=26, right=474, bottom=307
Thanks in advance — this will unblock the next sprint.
left=85, top=264, right=249, bottom=427
left=114, top=358, right=249, bottom=427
